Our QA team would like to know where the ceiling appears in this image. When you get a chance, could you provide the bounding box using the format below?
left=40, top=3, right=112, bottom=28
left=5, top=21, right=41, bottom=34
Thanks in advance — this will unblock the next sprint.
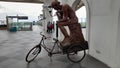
left=0, top=0, right=83, bottom=10
left=0, top=0, right=44, bottom=3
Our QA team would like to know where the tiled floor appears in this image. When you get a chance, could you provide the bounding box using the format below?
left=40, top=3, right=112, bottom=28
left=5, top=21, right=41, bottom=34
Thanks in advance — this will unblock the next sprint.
left=0, top=25, right=110, bottom=68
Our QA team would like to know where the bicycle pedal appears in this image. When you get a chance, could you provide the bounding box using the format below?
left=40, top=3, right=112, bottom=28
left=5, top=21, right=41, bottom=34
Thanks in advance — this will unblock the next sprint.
left=48, top=52, right=52, bottom=57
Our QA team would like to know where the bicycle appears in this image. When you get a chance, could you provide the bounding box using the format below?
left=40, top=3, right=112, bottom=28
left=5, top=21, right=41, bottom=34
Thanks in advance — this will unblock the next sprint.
left=25, top=32, right=88, bottom=63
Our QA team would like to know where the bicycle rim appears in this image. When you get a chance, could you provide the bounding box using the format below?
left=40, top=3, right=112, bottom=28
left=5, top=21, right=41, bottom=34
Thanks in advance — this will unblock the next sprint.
left=26, top=45, right=41, bottom=62
left=67, top=46, right=86, bottom=63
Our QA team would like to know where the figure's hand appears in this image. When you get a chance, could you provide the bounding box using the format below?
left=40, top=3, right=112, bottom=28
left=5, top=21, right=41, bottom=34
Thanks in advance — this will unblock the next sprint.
left=56, top=11, right=59, bottom=13
left=57, top=10, right=62, bottom=13
left=56, top=21, right=59, bottom=23
left=56, top=12, right=61, bottom=16
left=56, top=10, right=63, bottom=16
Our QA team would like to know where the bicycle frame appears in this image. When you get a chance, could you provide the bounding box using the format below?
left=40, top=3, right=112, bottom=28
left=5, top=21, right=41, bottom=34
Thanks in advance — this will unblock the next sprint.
left=26, top=32, right=87, bottom=63
left=38, top=35, right=62, bottom=55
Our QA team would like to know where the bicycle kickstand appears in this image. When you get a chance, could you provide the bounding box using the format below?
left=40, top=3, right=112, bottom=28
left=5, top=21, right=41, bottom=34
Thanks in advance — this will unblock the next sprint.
left=48, top=52, right=53, bottom=62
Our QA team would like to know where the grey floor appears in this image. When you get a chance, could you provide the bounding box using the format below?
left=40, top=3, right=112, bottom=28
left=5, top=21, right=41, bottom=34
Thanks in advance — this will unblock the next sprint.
left=0, top=25, right=110, bottom=68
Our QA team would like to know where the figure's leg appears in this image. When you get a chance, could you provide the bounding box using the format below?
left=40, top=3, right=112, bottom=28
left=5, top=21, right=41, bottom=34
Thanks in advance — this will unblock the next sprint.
left=69, top=23, right=85, bottom=44
left=57, top=21, right=70, bottom=37
left=58, top=26, right=69, bottom=37
left=57, top=23, right=70, bottom=46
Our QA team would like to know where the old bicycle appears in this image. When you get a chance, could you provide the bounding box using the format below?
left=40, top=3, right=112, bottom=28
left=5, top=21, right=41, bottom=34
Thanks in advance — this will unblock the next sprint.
left=25, top=32, right=88, bottom=63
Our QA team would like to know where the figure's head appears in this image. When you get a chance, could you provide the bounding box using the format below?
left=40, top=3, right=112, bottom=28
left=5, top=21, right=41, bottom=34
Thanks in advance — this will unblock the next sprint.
left=51, top=0, right=61, bottom=10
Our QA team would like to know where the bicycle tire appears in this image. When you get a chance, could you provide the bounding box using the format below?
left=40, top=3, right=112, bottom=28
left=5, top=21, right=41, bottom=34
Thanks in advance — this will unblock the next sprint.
left=67, top=45, right=86, bottom=63
left=25, top=45, right=41, bottom=63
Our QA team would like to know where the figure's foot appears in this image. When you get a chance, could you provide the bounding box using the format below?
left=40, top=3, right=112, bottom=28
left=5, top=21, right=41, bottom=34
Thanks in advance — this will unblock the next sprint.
left=61, top=37, right=71, bottom=46
left=61, top=37, right=69, bottom=43
left=61, top=42, right=71, bottom=46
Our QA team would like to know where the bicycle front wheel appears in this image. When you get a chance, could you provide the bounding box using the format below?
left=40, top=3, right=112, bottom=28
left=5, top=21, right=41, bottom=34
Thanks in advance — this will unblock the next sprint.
left=26, top=45, right=41, bottom=63
left=67, top=45, right=86, bottom=63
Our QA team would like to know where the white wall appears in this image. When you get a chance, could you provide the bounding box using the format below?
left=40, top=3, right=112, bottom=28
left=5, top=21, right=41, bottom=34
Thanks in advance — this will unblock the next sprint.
left=115, top=0, right=120, bottom=67
left=116, top=9, right=120, bottom=68
left=88, top=0, right=120, bottom=68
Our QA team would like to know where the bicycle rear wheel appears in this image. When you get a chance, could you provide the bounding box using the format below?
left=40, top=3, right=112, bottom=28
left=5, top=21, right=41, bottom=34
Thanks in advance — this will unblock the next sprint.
left=67, top=45, right=86, bottom=63
left=26, top=45, right=41, bottom=62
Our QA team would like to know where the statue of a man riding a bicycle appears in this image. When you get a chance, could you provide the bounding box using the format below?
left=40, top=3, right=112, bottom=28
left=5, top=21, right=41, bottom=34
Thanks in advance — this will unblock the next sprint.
left=25, top=0, right=88, bottom=63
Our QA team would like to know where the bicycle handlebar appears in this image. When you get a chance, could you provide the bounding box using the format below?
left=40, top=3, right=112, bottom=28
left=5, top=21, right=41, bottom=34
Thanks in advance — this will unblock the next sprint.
left=40, top=32, right=51, bottom=39
left=40, top=32, right=45, bottom=36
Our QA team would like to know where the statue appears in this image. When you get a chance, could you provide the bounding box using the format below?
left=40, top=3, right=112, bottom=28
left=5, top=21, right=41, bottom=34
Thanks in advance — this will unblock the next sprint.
left=51, top=0, right=85, bottom=46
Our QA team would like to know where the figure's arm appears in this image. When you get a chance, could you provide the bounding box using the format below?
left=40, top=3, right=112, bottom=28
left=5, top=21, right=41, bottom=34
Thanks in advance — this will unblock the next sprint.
left=58, top=4, right=69, bottom=22
left=56, top=10, right=63, bottom=20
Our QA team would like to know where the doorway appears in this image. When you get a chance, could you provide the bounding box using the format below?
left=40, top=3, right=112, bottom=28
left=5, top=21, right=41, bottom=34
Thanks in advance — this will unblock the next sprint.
left=72, top=0, right=90, bottom=41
